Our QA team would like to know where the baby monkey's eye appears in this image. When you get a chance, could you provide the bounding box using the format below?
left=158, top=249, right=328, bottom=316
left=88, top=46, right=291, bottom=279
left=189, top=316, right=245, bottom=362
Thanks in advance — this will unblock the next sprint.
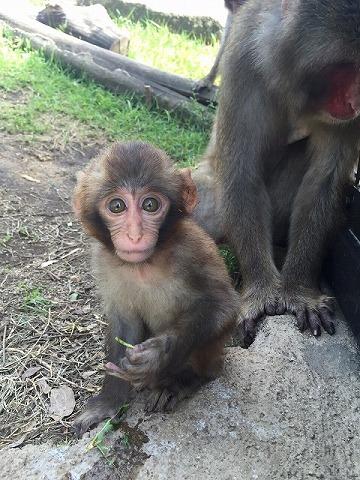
left=108, top=198, right=126, bottom=213
left=142, top=197, right=160, bottom=213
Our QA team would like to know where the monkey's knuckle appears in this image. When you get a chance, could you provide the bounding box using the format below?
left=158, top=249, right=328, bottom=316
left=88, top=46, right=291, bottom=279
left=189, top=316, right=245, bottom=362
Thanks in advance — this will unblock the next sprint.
left=140, top=339, right=155, bottom=349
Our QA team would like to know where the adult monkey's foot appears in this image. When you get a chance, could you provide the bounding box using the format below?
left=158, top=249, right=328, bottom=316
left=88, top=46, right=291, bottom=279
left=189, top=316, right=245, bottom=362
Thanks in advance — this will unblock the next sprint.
left=283, top=288, right=336, bottom=337
left=236, top=282, right=285, bottom=348
left=192, top=76, right=214, bottom=93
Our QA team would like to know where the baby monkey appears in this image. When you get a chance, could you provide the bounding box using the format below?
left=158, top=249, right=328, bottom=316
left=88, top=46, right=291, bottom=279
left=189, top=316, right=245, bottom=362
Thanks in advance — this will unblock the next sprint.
left=73, top=142, right=239, bottom=437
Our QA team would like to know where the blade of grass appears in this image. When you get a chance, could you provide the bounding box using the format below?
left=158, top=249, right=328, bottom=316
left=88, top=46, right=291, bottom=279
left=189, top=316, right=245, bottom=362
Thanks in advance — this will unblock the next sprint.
left=115, top=337, right=135, bottom=349
left=86, top=403, right=130, bottom=454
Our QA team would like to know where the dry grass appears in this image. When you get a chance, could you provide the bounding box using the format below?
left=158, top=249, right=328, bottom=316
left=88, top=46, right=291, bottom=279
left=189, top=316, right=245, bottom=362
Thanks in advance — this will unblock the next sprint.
left=0, top=27, right=212, bottom=448
left=0, top=131, right=108, bottom=448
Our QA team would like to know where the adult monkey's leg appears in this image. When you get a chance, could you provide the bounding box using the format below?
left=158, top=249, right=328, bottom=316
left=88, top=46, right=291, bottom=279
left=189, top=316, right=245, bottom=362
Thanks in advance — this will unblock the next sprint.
left=282, top=130, right=359, bottom=336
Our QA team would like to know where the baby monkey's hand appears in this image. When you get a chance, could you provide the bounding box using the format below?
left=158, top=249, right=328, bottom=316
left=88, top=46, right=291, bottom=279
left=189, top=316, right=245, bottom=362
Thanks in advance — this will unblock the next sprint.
left=105, top=336, right=171, bottom=390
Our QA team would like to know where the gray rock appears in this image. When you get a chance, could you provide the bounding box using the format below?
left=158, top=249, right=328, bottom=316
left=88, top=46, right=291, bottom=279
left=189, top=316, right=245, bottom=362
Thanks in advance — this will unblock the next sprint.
left=1, top=314, right=359, bottom=480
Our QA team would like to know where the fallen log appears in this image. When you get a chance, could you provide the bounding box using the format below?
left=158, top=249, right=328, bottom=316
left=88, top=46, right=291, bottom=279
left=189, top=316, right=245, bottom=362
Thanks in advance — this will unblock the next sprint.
left=37, top=3, right=130, bottom=55
left=0, top=3, right=217, bottom=109
left=79, top=0, right=223, bottom=44
left=0, top=6, right=216, bottom=124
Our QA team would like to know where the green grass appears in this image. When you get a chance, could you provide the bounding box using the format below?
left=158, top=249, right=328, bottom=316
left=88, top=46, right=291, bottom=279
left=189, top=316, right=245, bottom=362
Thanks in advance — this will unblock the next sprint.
left=115, top=17, right=219, bottom=80
left=20, top=286, right=52, bottom=315
left=0, top=232, right=12, bottom=247
left=219, top=246, right=239, bottom=277
left=26, top=1, right=219, bottom=80
left=86, top=404, right=130, bottom=464
left=0, top=23, right=215, bottom=164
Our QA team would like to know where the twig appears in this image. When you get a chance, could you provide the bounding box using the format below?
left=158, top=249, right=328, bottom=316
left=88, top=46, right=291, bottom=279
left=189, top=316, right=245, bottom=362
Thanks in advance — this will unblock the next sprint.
left=2, top=323, right=7, bottom=365
left=60, top=247, right=81, bottom=260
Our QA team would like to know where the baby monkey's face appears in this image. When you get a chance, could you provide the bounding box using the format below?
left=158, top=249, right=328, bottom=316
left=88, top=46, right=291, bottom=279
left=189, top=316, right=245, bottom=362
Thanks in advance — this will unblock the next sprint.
left=99, top=187, right=170, bottom=263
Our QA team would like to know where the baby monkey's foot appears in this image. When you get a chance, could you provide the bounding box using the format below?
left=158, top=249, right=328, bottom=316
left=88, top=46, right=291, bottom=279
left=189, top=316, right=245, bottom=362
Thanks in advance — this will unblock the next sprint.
left=73, top=394, right=122, bottom=438
left=145, top=369, right=203, bottom=413
left=237, top=283, right=285, bottom=347
left=145, top=387, right=183, bottom=413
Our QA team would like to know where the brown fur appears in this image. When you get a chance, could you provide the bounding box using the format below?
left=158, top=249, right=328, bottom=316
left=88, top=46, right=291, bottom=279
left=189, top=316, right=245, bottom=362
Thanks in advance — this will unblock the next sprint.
left=190, top=334, right=229, bottom=379
left=73, top=142, right=239, bottom=437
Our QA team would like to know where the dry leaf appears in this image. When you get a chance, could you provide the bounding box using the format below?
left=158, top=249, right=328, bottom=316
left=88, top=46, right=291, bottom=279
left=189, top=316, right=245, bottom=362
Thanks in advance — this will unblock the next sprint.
left=81, top=371, right=96, bottom=379
left=69, top=292, right=79, bottom=302
left=49, top=386, right=75, bottom=421
left=21, top=174, right=41, bottom=183
left=37, top=377, right=51, bottom=394
left=7, top=434, right=27, bottom=449
left=7, top=421, right=37, bottom=447
left=21, top=366, right=41, bottom=380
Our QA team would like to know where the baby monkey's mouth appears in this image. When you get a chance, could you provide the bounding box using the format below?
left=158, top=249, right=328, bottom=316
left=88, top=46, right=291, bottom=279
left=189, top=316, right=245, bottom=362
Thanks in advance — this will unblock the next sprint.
left=116, top=247, right=154, bottom=263
left=124, top=248, right=152, bottom=254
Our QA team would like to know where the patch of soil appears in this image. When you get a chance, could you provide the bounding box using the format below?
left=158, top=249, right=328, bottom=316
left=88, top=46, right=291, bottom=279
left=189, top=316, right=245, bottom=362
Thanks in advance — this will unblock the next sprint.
left=83, top=422, right=150, bottom=480
left=0, top=126, right=110, bottom=448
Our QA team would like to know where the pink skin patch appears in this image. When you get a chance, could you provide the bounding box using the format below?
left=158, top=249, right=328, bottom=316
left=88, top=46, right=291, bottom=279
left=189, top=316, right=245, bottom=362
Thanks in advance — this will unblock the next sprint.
left=323, top=65, right=360, bottom=120
left=105, top=361, right=123, bottom=375
left=99, top=188, right=170, bottom=263
left=105, top=344, right=144, bottom=378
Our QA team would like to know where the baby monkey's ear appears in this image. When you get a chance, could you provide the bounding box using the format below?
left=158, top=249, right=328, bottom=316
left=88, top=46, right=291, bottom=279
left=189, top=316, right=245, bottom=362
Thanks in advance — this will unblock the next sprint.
left=179, top=168, right=198, bottom=214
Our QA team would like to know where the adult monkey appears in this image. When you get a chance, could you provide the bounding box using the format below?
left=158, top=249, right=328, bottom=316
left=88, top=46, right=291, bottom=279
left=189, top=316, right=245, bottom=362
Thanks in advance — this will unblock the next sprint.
left=193, top=0, right=360, bottom=345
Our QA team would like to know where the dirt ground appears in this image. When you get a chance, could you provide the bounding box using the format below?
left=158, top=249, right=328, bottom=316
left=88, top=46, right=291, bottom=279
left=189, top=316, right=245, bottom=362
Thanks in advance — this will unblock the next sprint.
left=0, top=104, right=111, bottom=447
left=1, top=92, right=360, bottom=480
